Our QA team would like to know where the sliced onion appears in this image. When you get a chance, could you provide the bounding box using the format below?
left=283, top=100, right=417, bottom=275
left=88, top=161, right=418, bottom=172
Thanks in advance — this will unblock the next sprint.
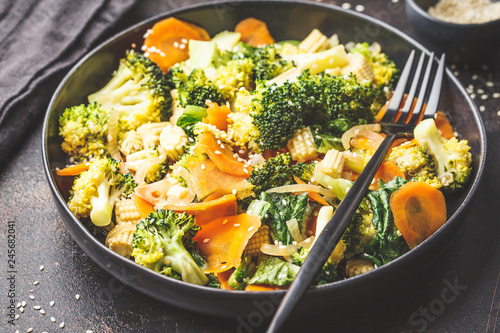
left=297, top=236, right=315, bottom=249
left=341, top=123, right=381, bottom=150
left=134, top=155, right=166, bottom=185
left=266, top=184, right=336, bottom=197
left=261, top=243, right=298, bottom=257
left=105, top=222, right=137, bottom=247
left=286, top=218, right=305, bottom=242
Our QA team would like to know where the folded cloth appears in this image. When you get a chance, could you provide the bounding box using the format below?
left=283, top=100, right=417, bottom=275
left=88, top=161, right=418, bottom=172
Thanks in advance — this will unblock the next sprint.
left=0, top=0, right=138, bottom=169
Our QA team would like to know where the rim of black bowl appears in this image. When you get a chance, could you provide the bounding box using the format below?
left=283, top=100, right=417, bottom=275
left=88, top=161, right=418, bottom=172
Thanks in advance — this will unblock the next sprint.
left=406, top=0, right=500, bottom=27
left=42, top=0, right=487, bottom=305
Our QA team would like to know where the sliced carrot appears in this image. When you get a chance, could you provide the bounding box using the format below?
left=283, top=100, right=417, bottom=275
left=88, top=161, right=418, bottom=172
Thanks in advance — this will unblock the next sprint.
left=435, top=111, right=455, bottom=139
left=198, top=132, right=252, bottom=178
left=56, top=162, right=91, bottom=176
left=293, top=176, right=330, bottom=206
left=193, top=213, right=261, bottom=273
left=132, top=194, right=155, bottom=219
left=215, top=270, right=235, bottom=290
left=160, top=194, right=237, bottom=226
left=203, top=102, right=232, bottom=132
left=390, top=181, right=447, bottom=249
left=234, top=18, right=275, bottom=47
left=375, top=161, right=406, bottom=184
left=143, top=17, right=210, bottom=73
left=244, top=284, right=285, bottom=291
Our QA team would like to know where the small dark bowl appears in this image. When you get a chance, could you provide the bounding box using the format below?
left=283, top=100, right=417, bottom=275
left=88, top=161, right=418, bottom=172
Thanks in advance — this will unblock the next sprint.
left=42, top=0, right=486, bottom=320
left=405, top=0, right=500, bottom=64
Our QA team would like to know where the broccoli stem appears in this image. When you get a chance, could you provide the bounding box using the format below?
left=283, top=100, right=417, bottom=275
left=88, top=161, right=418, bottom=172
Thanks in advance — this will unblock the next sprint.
left=90, top=182, right=113, bottom=227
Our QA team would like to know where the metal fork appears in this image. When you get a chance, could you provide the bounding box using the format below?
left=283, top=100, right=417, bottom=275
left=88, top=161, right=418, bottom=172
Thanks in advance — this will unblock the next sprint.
left=267, top=50, right=446, bottom=333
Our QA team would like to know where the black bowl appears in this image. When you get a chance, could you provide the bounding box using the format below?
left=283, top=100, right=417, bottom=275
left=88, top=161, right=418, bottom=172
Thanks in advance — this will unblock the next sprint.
left=42, top=0, right=486, bottom=319
left=405, top=0, right=500, bottom=64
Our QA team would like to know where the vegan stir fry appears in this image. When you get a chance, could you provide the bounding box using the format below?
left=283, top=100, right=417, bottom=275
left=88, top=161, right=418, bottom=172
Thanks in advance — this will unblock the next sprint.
left=57, top=17, right=472, bottom=289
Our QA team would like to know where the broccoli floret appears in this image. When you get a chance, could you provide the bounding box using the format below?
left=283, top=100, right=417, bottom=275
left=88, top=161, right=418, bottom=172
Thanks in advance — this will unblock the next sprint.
left=176, top=68, right=226, bottom=108
left=68, top=158, right=137, bottom=227
left=228, top=256, right=257, bottom=290
left=414, top=119, right=472, bottom=193
left=132, top=209, right=209, bottom=286
left=247, top=153, right=294, bottom=195
left=214, top=58, right=255, bottom=102
left=88, top=50, right=172, bottom=133
left=292, top=161, right=316, bottom=182
left=165, top=65, right=188, bottom=90
left=341, top=211, right=376, bottom=259
left=387, top=144, right=441, bottom=188
left=249, top=70, right=379, bottom=151
left=233, top=43, right=294, bottom=82
left=247, top=256, right=300, bottom=287
left=291, top=247, right=339, bottom=285
left=59, top=102, right=109, bottom=162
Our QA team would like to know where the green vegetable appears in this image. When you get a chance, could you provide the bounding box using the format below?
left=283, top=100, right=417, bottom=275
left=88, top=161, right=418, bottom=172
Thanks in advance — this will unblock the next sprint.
left=59, top=102, right=109, bottom=162
left=228, top=256, right=256, bottom=290
left=247, top=153, right=294, bottom=196
left=258, top=192, right=309, bottom=245
left=175, top=68, right=227, bottom=108
left=214, top=58, right=255, bottom=102
left=292, top=161, right=316, bottom=182
left=310, top=126, right=344, bottom=153
left=362, top=177, right=409, bottom=266
left=247, top=257, right=300, bottom=287
left=414, top=119, right=472, bottom=193
left=132, top=209, right=209, bottom=286
left=176, top=105, right=208, bottom=138
left=291, top=247, right=338, bottom=285
left=88, top=50, right=172, bottom=133
left=67, top=158, right=137, bottom=227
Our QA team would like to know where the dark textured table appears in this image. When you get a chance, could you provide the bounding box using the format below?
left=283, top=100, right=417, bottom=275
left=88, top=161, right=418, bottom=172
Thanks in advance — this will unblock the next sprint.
left=1, top=0, right=499, bottom=332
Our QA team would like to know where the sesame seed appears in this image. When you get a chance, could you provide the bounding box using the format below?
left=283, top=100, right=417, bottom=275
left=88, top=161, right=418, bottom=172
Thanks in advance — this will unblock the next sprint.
left=50, top=301, right=55, bottom=307
left=342, top=3, right=351, bottom=9
left=16, top=302, right=21, bottom=308
left=234, top=223, right=241, bottom=227
left=15, top=314, right=20, bottom=320
left=304, top=238, right=311, bottom=243
left=232, top=189, right=237, bottom=195
left=215, top=150, right=222, bottom=155
left=20, top=307, right=24, bottom=313
left=472, top=74, right=479, bottom=80
left=29, top=295, right=35, bottom=300
left=355, top=4, right=365, bottom=11
left=477, top=88, right=485, bottom=94
left=264, top=214, right=269, bottom=219
left=40, top=309, right=45, bottom=315
left=481, top=94, right=488, bottom=100
left=86, top=331, right=95, bottom=333
left=22, top=301, right=26, bottom=307
left=248, top=227, right=254, bottom=232
left=493, top=92, right=500, bottom=98
left=392, top=0, right=399, bottom=3
left=60, top=322, right=65, bottom=328
left=243, top=168, right=249, bottom=174
left=34, top=281, right=39, bottom=286
left=51, top=317, right=56, bottom=323
left=40, top=265, right=44, bottom=271
left=201, top=164, right=206, bottom=170
left=470, top=93, right=476, bottom=99
left=30, top=290, right=33, bottom=293
left=486, top=81, right=494, bottom=87
left=479, top=106, right=486, bottom=112
left=179, top=44, right=186, bottom=50
left=203, top=238, right=210, bottom=243
left=28, top=329, right=33, bottom=333
left=181, top=38, right=188, bottom=44
left=173, top=41, right=179, bottom=48
left=453, top=71, right=459, bottom=76
left=75, top=294, right=80, bottom=300
left=223, top=219, right=228, bottom=224
left=497, top=111, right=500, bottom=116
left=34, top=305, right=41, bottom=310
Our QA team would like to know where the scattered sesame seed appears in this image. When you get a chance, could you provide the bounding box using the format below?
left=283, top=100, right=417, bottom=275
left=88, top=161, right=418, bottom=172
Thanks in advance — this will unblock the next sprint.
left=34, top=281, right=39, bottom=286
left=481, top=94, right=488, bottom=100
left=479, top=106, right=486, bottom=112
left=60, top=322, right=65, bottom=328
left=173, top=41, right=179, bottom=48
left=341, top=3, right=351, bottom=9
left=392, top=0, right=399, bottom=3
left=472, top=74, right=479, bottom=80
left=243, top=168, right=249, bottom=174
left=203, top=238, right=210, bottom=243
left=179, top=44, right=186, bottom=50
left=50, top=301, right=55, bottom=307
left=16, top=302, right=21, bottom=308
left=234, top=223, right=241, bottom=227
left=40, top=309, right=45, bottom=315
left=29, top=295, right=35, bottom=300
left=215, top=150, right=222, bottom=155
left=450, top=64, right=457, bottom=70
left=34, top=305, right=41, bottom=310
left=223, top=219, right=229, bottom=224
left=20, top=307, right=24, bottom=313
left=30, top=290, right=33, bottom=293
left=232, top=189, right=237, bottom=195
left=51, top=317, right=56, bottom=323
left=355, top=4, right=365, bottom=11
left=22, top=301, right=26, bottom=307
left=304, top=238, right=311, bottom=243
left=75, top=294, right=80, bottom=300
left=248, top=226, right=255, bottom=232
left=497, top=110, right=500, bottom=116
left=477, top=88, right=485, bottom=94
left=15, top=314, right=20, bottom=320
left=86, top=331, right=95, bottom=333
left=453, top=71, right=459, bottom=76
left=486, top=81, right=494, bottom=87
left=201, top=164, right=206, bottom=170
left=493, top=92, right=500, bottom=98
left=470, top=93, right=476, bottom=99
left=40, top=265, right=44, bottom=271
left=27, top=329, right=33, bottom=333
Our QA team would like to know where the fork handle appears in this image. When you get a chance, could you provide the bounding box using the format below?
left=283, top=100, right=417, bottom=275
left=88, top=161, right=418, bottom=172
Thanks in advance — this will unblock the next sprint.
left=267, top=132, right=407, bottom=333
